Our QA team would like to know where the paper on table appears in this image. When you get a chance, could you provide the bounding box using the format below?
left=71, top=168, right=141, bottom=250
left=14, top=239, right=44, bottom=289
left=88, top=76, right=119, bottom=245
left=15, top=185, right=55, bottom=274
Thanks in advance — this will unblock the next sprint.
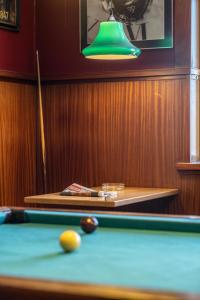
left=60, top=183, right=117, bottom=198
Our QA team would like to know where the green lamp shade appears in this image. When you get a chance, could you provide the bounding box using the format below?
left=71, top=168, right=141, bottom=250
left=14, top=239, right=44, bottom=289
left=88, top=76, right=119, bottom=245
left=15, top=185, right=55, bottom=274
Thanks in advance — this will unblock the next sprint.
left=82, top=21, right=141, bottom=60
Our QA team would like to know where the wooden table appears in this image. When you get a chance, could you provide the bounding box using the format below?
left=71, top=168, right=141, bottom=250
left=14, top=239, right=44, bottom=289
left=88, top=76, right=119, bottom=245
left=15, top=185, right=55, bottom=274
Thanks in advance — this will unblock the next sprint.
left=24, top=187, right=178, bottom=208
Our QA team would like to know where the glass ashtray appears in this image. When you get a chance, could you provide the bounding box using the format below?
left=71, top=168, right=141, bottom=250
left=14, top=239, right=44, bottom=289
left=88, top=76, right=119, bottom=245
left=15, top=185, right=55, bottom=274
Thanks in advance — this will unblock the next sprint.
left=101, top=183, right=125, bottom=192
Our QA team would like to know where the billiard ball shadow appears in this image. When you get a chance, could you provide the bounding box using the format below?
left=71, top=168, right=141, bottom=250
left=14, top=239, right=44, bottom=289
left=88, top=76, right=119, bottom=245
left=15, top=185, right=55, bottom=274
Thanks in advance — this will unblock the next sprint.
left=21, top=251, right=64, bottom=262
left=39, top=252, right=65, bottom=258
left=78, top=229, right=98, bottom=237
left=79, top=231, right=88, bottom=237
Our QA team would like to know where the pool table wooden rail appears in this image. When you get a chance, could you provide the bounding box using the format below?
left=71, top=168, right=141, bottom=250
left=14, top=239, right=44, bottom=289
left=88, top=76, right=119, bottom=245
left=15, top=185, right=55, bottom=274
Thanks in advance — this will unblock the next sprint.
left=0, top=275, right=199, bottom=300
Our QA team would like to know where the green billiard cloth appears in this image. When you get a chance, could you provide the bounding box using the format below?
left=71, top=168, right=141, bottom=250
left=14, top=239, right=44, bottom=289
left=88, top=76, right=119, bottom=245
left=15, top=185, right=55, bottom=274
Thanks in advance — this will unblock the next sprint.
left=0, top=210, right=200, bottom=294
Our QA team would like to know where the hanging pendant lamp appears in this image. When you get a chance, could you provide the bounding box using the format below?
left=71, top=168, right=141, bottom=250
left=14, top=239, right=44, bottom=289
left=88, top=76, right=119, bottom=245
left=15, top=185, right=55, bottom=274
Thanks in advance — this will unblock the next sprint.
left=82, top=6, right=141, bottom=60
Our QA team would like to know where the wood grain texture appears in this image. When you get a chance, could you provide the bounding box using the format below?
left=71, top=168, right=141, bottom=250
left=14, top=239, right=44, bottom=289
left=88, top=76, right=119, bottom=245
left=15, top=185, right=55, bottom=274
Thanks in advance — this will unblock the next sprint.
left=0, top=81, right=37, bottom=206
left=37, top=77, right=200, bottom=214
left=0, top=274, right=197, bottom=300
left=24, top=187, right=178, bottom=208
left=176, top=162, right=200, bottom=171
left=176, top=175, right=200, bottom=214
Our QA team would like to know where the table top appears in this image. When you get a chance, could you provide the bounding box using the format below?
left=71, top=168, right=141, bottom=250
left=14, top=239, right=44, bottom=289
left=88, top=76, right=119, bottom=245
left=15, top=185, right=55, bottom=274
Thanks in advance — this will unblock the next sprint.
left=0, top=208, right=200, bottom=300
left=24, top=187, right=178, bottom=208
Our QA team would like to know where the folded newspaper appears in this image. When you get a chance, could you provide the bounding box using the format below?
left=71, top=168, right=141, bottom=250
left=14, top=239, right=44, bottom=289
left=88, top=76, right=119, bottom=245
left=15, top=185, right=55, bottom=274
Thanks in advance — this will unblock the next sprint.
left=60, top=183, right=117, bottom=198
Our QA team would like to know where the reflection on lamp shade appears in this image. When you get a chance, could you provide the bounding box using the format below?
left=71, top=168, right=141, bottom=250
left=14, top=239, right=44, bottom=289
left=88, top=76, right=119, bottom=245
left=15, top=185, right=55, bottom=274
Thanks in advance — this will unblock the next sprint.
left=82, top=21, right=141, bottom=60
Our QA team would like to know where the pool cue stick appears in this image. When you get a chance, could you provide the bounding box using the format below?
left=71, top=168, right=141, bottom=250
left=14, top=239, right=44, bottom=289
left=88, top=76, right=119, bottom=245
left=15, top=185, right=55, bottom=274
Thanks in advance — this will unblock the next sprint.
left=36, top=50, right=47, bottom=193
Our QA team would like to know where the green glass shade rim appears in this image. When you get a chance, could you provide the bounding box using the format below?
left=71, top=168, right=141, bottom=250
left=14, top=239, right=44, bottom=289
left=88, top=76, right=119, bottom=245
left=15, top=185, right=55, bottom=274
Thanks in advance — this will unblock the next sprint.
left=82, top=46, right=141, bottom=57
left=82, top=21, right=141, bottom=58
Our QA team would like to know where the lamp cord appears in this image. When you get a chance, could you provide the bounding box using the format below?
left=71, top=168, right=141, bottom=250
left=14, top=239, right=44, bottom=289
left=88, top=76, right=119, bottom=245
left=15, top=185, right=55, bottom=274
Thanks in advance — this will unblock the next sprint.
left=109, top=0, right=115, bottom=21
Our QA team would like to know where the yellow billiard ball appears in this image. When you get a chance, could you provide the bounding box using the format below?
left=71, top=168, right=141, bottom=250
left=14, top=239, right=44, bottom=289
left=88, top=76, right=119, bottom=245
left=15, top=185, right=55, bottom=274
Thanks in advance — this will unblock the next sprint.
left=59, top=230, right=81, bottom=252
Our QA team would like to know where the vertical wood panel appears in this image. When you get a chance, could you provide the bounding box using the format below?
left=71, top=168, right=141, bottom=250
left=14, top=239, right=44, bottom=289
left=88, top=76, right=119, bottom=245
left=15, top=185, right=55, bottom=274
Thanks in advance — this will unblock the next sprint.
left=0, top=81, right=37, bottom=206
left=40, top=77, right=199, bottom=214
left=174, top=174, right=200, bottom=215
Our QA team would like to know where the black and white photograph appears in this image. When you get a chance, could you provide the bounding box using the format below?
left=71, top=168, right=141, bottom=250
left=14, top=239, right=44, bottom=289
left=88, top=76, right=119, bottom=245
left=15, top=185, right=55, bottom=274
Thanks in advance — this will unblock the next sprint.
left=0, top=0, right=19, bottom=30
left=80, top=0, right=173, bottom=49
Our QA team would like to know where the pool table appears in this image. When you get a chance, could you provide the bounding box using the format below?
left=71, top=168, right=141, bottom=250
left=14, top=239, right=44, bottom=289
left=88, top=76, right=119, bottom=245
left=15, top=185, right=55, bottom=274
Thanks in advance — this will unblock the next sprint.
left=0, top=208, right=200, bottom=300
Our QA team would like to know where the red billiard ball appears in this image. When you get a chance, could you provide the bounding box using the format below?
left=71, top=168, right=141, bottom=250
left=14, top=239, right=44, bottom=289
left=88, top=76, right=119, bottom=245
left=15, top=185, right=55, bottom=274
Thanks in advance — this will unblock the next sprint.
left=80, top=216, right=99, bottom=233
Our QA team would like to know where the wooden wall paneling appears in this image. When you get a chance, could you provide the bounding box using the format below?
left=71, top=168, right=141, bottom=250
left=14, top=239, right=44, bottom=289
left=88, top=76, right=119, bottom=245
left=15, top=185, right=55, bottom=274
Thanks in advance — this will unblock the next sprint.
left=41, top=77, right=191, bottom=214
left=40, top=77, right=200, bottom=215
left=176, top=174, right=200, bottom=214
left=151, top=79, right=190, bottom=187
left=0, top=81, right=37, bottom=206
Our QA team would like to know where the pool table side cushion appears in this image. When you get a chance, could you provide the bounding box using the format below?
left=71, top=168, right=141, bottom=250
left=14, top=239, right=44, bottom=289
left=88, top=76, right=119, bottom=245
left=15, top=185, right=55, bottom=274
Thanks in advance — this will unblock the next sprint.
left=1, top=209, right=200, bottom=233
left=0, top=209, right=26, bottom=224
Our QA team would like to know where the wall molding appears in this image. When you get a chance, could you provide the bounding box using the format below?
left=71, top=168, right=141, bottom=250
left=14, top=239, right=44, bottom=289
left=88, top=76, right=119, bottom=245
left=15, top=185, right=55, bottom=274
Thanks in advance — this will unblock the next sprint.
left=0, top=70, right=36, bottom=83
left=41, top=67, right=190, bottom=84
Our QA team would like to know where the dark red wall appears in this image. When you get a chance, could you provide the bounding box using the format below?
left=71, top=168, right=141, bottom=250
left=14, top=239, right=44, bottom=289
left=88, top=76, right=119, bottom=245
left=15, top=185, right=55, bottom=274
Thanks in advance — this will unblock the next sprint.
left=36, top=0, right=190, bottom=80
left=0, top=0, right=35, bottom=78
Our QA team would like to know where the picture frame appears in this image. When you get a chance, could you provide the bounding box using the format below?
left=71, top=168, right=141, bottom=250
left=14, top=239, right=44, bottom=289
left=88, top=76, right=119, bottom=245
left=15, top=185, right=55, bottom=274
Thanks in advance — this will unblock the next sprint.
left=80, top=0, right=173, bottom=50
left=0, top=0, right=19, bottom=31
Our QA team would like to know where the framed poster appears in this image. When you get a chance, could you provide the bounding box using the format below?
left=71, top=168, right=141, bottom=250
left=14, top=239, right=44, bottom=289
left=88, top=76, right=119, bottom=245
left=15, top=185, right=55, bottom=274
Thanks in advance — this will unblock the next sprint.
left=80, top=0, right=173, bottom=50
left=0, top=0, right=19, bottom=31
